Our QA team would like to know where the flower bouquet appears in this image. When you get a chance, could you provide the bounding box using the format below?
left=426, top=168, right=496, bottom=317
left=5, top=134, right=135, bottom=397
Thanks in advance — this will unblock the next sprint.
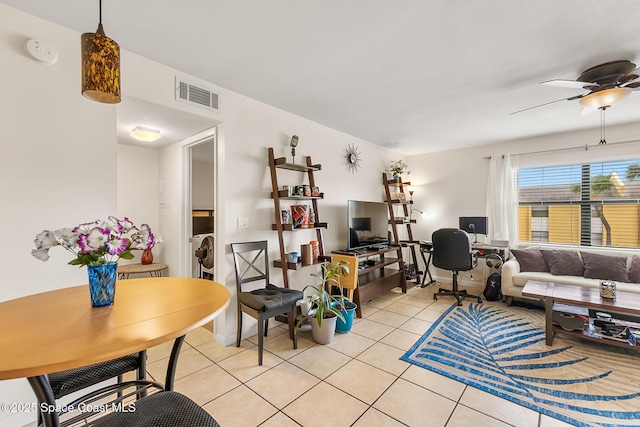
left=387, top=160, right=411, bottom=178
left=32, top=217, right=157, bottom=307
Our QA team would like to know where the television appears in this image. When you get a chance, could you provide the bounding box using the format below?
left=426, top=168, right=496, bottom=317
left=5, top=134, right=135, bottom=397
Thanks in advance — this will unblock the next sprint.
left=459, top=216, right=488, bottom=236
left=347, top=200, right=390, bottom=251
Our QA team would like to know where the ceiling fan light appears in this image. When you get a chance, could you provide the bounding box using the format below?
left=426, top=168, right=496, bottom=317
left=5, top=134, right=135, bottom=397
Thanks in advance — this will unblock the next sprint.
left=130, top=126, right=161, bottom=142
left=578, top=87, right=631, bottom=109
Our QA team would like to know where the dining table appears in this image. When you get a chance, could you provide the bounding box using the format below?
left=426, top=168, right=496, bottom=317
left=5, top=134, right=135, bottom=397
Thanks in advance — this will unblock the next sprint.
left=0, top=277, right=230, bottom=427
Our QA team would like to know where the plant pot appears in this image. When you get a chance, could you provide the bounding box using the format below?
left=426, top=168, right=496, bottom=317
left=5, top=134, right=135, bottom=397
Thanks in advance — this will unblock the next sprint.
left=310, top=315, right=338, bottom=345
left=336, top=301, right=357, bottom=333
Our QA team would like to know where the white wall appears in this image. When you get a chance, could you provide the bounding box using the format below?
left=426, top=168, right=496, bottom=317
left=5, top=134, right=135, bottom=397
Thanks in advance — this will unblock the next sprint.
left=0, top=6, right=117, bottom=426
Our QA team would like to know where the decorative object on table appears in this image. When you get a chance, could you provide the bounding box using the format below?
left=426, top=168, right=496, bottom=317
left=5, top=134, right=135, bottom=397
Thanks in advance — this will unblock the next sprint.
left=31, top=217, right=156, bottom=307
left=600, top=280, right=617, bottom=299
left=140, top=247, right=153, bottom=265
left=303, top=184, right=312, bottom=197
left=386, top=159, right=410, bottom=180
left=291, top=205, right=310, bottom=228
left=311, top=186, right=320, bottom=197
left=402, top=303, right=640, bottom=427
left=294, top=185, right=305, bottom=197
left=290, top=135, right=299, bottom=163
left=81, top=0, right=121, bottom=104
left=296, top=260, right=349, bottom=344
left=344, top=142, right=362, bottom=173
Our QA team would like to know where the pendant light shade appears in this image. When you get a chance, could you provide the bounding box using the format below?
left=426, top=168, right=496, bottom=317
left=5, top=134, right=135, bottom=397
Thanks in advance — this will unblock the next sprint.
left=81, top=1, right=120, bottom=104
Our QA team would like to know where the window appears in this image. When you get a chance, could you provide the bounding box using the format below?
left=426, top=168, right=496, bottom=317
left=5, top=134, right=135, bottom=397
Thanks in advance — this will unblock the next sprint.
left=517, top=159, right=640, bottom=248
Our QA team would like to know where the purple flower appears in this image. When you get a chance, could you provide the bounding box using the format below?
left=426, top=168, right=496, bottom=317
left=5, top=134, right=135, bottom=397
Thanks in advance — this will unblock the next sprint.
left=107, top=237, right=128, bottom=255
left=78, top=228, right=109, bottom=253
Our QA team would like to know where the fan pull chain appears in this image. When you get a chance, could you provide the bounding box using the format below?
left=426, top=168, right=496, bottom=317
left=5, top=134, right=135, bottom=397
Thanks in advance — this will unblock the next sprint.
left=599, top=108, right=607, bottom=145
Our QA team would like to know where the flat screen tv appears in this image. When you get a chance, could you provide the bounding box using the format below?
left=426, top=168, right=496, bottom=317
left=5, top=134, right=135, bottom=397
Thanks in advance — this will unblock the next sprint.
left=459, top=216, right=488, bottom=236
left=347, top=200, right=390, bottom=251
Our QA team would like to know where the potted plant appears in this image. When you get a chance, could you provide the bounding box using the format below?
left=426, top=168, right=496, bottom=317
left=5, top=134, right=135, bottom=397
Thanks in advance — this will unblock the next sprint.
left=296, top=260, right=349, bottom=344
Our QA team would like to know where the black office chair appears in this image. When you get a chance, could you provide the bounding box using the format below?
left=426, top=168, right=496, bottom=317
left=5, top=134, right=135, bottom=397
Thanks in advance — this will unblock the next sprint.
left=231, top=240, right=303, bottom=365
left=431, top=228, right=483, bottom=306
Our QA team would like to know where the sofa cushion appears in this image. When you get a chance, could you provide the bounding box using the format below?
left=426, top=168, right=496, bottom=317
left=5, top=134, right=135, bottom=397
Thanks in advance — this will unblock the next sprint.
left=629, top=256, right=640, bottom=284
left=510, top=248, right=549, bottom=273
left=542, top=250, right=584, bottom=276
left=580, top=251, right=630, bottom=283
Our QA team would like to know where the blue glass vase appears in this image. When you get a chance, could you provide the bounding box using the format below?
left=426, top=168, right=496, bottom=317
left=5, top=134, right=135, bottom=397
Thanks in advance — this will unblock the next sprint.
left=88, top=262, right=117, bottom=307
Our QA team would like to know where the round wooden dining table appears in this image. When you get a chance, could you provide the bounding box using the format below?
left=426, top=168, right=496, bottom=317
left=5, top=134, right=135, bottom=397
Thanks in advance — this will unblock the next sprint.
left=0, top=277, right=230, bottom=427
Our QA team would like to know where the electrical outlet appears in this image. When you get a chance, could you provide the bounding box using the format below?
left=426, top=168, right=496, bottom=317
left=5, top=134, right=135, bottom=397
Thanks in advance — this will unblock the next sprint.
left=237, top=217, right=248, bottom=229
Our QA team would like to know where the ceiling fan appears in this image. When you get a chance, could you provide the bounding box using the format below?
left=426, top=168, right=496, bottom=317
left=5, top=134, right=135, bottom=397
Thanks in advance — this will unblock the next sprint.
left=510, top=60, right=640, bottom=115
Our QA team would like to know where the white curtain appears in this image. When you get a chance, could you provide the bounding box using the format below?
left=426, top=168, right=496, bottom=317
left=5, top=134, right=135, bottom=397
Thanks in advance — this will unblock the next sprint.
left=486, top=154, right=518, bottom=248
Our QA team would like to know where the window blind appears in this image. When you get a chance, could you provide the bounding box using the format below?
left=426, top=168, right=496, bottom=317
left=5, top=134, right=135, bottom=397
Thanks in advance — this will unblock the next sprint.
left=517, top=159, right=640, bottom=248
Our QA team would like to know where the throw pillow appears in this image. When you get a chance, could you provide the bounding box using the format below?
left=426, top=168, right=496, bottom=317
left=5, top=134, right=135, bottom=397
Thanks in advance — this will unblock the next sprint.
left=629, top=256, right=640, bottom=284
left=541, top=250, right=584, bottom=276
left=580, top=252, right=630, bottom=283
left=510, top=248, right=549, bottom=272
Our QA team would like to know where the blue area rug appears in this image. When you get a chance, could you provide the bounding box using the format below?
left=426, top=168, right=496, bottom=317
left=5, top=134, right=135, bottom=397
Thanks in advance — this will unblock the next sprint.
left=401, top=303, right=640, bottom=427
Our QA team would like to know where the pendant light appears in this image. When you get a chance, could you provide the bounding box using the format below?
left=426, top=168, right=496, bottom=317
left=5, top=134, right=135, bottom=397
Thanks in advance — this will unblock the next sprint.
left=81, top=0, right=121, bottom=104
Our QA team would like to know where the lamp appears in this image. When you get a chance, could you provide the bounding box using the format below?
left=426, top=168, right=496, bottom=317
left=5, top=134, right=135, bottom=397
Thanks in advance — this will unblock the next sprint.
left=410, top=208, right=429, bottom=222
left=130, top=126, right=161, bottom=142
left=578, top=87, right=631, bottom=110
left=290, top=135, right=299, bottom=164
left=81, top=0, right=120, bottom=104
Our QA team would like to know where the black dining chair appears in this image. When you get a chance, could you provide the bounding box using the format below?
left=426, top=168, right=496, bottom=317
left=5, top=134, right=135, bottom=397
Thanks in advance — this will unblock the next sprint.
left=231, top=240, right=303, bottom=365
left=37, top=352, right=146, bottom=426
left=431, top=228, right=483, bottom=306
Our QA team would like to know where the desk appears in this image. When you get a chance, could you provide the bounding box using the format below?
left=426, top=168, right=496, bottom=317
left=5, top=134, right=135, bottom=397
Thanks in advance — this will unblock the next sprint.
left=117, top=262, right=168, bottom=279
left=0, top=277, right=230, bottom=427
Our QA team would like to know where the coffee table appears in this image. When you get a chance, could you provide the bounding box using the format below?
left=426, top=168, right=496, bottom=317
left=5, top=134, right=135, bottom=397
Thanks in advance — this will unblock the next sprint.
left=522, top=280, right=640, bottom=348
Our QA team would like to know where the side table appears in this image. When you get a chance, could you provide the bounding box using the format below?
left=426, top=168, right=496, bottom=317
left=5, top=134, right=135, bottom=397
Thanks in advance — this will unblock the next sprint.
left=118, top=263, right=168, bottom=279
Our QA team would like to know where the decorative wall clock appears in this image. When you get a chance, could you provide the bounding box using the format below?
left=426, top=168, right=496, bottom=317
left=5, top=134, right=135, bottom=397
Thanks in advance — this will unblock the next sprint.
left=344, top=143, right=362, bottom=173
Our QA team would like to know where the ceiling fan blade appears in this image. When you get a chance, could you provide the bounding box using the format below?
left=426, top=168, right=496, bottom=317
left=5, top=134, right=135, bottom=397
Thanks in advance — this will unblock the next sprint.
left=619, top=66, right=640, bottom=84
left=540, top=79, right=594, bottom=89
left=509, top=94, right=584, bottom=115
left=623, top=80, right=640, bottom=89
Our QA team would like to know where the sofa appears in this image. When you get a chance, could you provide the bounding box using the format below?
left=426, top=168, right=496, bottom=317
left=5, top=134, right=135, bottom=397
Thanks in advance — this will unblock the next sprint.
left=502, top=246, right=640, bottom=306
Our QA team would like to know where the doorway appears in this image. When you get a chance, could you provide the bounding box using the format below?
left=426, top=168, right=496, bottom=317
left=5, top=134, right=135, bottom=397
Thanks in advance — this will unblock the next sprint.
left=183, top=130, right=216, bottom=280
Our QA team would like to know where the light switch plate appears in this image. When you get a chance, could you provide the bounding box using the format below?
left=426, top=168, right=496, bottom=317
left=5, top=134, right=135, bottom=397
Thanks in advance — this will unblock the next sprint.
left=237, top=217, right=248, bottom=229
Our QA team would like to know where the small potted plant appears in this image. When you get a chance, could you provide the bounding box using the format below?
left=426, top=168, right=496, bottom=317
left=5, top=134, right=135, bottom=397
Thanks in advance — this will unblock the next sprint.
left=296, top=260, right=349, bottom=344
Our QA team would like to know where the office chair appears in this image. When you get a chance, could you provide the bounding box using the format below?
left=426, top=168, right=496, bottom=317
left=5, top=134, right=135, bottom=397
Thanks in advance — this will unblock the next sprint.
left=431, top=228, right=483, bottom=306
left=231, top=240, right=303, bottom=365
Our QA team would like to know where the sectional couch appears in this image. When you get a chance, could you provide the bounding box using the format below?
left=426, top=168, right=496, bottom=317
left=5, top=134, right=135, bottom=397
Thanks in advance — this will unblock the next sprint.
left=502, top=246, right=640, bottom=306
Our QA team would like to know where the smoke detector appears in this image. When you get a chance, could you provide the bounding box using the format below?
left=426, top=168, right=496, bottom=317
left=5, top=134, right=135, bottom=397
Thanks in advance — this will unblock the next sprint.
left=25, top=39, right=58, bottom=65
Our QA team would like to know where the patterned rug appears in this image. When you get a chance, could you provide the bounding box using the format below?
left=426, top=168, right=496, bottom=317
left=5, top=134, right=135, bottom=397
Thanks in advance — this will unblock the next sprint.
left=401, top=302, right=640, bottom=427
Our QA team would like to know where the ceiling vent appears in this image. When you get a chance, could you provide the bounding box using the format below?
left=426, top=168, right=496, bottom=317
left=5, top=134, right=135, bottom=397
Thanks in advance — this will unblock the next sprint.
left=175, top=77, right=221, bottom=113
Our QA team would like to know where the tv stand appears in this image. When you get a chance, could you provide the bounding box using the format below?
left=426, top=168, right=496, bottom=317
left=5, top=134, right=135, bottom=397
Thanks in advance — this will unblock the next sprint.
left=332, top=246, right=406, bottom=318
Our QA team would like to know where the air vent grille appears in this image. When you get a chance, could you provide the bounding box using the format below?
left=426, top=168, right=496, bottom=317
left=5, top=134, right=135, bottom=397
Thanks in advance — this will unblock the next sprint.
left=176, top=78, right=220, bottom=112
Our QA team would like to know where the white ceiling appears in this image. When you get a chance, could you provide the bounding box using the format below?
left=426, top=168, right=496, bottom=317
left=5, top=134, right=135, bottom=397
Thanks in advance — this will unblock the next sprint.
left=5, top=0, right=640, bottom=155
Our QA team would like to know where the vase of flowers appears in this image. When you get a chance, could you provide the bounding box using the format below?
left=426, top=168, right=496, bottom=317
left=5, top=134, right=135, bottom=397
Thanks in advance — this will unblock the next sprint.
left=31, top=217, right=157, bottom=307
left=387, top=160, right=411, bottom=180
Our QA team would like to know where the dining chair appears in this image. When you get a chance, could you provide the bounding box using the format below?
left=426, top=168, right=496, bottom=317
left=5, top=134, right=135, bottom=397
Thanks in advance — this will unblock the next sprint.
left=329, top=254, right=358, bottom=300
left=431, top=228, right=483, bottom=306
left=231, top=240, right=303, bottom=365
left=37, top=352, right=146, bottom=426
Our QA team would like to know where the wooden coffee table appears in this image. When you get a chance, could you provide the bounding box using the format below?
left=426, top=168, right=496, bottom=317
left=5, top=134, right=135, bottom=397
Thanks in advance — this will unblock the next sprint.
left=522, top=280, right=640, bottom=348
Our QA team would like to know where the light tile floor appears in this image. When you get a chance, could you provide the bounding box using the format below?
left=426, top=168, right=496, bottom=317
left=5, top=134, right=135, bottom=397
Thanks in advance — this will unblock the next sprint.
left=145, top=283, right=575, bottom=427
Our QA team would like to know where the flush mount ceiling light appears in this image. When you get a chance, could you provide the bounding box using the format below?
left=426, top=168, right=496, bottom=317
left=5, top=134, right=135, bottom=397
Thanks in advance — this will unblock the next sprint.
left=578, top=87, right=632, bottom=110
left=130, top=126, right=161, bottom=142
left=81, top=0, right=120, bottom=104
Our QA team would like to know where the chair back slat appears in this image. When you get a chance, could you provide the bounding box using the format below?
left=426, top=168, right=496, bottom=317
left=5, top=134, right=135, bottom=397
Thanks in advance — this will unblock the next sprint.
left=231, top=240, right=269, bottom=292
